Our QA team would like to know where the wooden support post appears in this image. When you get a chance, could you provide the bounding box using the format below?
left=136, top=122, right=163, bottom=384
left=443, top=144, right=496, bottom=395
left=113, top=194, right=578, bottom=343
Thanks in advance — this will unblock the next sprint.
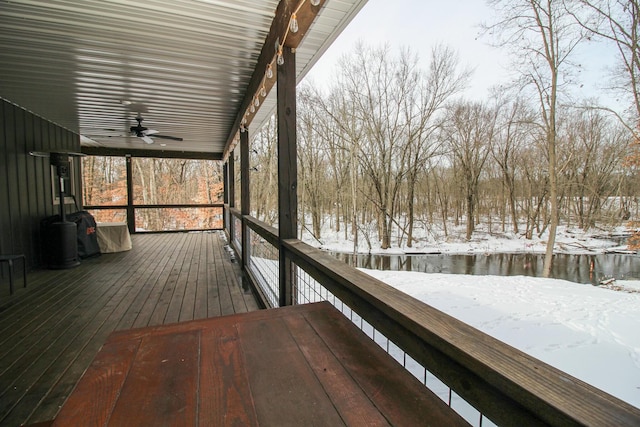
left=228, top=153, right=235, bottom=243
left=125, top=155, right=135, bottom=234
left=240, top=129, right=250, bottom=269
left=222, top=162, right=229, bottom=233
left=277, top=46, right=297, bottom=307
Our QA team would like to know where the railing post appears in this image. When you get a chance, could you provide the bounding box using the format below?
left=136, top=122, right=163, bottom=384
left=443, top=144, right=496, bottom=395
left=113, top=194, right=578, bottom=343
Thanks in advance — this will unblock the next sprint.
left=222, top=162, right=229, bottom=234
left=240, top=128, right=250, bottom=269
left=277, top=46, right=297, bottom=306
left=228, top=153, right=235, bottom=244
left=125, top=155, right=135, bottom=234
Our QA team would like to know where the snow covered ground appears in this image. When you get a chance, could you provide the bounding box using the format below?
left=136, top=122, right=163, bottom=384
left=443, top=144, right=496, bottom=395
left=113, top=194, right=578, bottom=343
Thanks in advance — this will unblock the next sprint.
left=304, top=222, right=635, bottom=256
left=297, top=221, right=640, bottom=412
left=362, top=269, right=640, bottom=410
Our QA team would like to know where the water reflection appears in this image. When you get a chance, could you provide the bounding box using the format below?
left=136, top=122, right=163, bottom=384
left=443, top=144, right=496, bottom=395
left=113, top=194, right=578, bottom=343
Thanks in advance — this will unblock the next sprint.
left=331, top=252, right=640, bottom=285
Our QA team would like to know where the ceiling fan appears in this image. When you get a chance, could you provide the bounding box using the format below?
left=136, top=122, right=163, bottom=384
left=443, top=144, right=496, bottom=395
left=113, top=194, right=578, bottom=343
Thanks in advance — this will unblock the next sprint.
left=129, top=115, right=183, bottom=144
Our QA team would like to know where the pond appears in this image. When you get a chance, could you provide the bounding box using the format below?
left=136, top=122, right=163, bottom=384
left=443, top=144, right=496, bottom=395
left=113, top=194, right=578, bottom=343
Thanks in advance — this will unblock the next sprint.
left=331, top=251, right=640, bottom=285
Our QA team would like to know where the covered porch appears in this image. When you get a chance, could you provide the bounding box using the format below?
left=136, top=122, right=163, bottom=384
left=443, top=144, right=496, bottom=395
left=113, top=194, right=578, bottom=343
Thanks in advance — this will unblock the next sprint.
left=1, top=0, right=640, bottom=426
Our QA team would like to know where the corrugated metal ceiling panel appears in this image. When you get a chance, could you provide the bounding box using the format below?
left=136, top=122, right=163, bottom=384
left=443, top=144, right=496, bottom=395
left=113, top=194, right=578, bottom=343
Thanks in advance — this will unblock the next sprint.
left=0, top=0, right=366, bottom=156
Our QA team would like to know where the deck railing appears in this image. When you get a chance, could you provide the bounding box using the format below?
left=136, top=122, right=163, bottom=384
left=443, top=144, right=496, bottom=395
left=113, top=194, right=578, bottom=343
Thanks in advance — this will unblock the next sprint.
left=85, top=203, right=224, bottom=232
left=229, top=210, right=640, bottom=427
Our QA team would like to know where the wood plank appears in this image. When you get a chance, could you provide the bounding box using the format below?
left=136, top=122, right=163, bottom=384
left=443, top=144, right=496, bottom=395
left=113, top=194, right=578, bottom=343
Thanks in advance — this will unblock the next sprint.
left=30, top=236, right=185, bottom=422
left=215, top=234, right=237, bottom=316
left=206, top=231, right=222, bottom=317
left=304, top=305, right=470, bottom=426
left=179, top=230, right=203, bottom=322
left=115, top=232, right=175, bottom=329
left=282, top=313, right=391, bottom=426
left=192, top=231, right=209, bottom=320
left=198, top=321, right=258, bottom=426
left=236, top=315, right=346, bottom=426
left=0, top=232, right=258, bottom=426
left=130, top=233, right=191, bottom=329
left=0, top=241, right=163, bottom=423
left=51, top=339, right=140, bottom=426
left=148, top=233, right=194, bottom=325
left=108, top=330, right=200, bottom=426
left=106, top=302, right=325, bottom=345
left=164, top=232, right=197, bottom=323
left=277, top=46, right=297, bottom=306
left=34, top=236, right=172, bottom=417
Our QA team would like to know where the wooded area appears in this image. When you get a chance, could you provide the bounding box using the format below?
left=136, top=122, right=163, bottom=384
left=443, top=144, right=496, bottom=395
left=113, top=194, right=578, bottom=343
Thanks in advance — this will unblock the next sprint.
left=82, top=157, right=223, bottom=231
left=246, top=0, right=640, bottom=262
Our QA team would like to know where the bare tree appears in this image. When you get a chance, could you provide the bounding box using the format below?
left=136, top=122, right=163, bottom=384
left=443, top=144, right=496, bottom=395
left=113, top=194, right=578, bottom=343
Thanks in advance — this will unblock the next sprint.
left=567, top=0, right=640, bottom=123
left=441, top=100, right=498, bottom=240
left=491, top=92, right=536, bottom=233
left=484, top=0, right=587, bottom=276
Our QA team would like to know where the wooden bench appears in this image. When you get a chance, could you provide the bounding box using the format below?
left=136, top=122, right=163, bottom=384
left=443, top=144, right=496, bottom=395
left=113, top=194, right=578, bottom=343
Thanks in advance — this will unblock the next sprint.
left=52, top=301, right=468, bottom=426
left=0, top=254, right=26, bottom=295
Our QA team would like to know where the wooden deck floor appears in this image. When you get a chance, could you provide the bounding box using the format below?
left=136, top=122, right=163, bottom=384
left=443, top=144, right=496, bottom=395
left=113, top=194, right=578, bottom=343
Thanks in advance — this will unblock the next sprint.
left=0, top=231, right=259, bottom=426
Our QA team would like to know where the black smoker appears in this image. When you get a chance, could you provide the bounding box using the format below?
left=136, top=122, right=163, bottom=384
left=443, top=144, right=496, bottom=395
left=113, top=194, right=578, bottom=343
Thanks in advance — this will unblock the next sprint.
left=44, top=153, right=81, bottom=269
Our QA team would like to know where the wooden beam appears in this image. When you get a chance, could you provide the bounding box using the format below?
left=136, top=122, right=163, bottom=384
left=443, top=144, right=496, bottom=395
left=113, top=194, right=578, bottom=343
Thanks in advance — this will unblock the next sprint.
left=228, top=153, right=235, bottom=244
left=277, top=46, right=297, bottom=307
left=223, top=0, right=325, bottom=160
left=240, top=129, right=250, bottom=268
left=125, top=155, right=135, bottom=234
left=81, top=146, right=222, bottom=160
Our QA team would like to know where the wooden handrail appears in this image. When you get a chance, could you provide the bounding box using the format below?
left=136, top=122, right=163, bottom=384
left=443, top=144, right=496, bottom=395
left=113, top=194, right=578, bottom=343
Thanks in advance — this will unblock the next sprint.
left=282, top=239, right=640, bottom=427
left=244, top=215, right=279, bottom=248
left=85, top=203, right=223, bottom=209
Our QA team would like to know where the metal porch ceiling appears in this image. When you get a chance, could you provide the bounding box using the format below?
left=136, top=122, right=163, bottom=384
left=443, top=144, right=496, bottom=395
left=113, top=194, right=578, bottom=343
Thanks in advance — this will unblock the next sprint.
left=0, top=0, right=367, bottom=158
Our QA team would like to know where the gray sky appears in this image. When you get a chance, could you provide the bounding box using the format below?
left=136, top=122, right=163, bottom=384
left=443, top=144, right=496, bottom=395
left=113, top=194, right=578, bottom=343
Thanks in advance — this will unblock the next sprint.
left=306, top=0, right=617, bottom=106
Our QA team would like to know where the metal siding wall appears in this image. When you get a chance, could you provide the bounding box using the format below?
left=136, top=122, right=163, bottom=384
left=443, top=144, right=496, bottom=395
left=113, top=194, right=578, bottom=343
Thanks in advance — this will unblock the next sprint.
left=0, top=99, right=80, bottom=269
left=0, top=100, right=11, bottom=256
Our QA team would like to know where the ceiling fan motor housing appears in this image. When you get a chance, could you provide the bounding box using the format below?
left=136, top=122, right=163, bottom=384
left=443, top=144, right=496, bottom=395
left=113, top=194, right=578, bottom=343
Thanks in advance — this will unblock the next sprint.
left=130, top=117, right=148, bottom=137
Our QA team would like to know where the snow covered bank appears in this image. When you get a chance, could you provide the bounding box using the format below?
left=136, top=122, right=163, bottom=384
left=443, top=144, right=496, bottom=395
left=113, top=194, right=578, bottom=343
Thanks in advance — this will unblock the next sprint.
left=362, top=269, right=640, bottom=409
left=304, top=222, right=635, bottom=256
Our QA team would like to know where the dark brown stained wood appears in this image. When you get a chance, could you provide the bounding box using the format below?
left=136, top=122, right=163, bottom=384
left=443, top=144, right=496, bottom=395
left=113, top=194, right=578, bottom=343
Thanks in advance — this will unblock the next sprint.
left=276, top=46, right=297, bottom=242
left=164, top=233, right=198, bottom=324
left=282, top=313, right=392, bottom=426
left=81, top=146, right=222, bottom=160
left=52, top=339, right=140, bottom=426
left=126, top=155, right=135, bottom=233
left=282, top=239, right=640, bottom=427
left=130, top=233, right=191, bottom=329
left=199, top=322, right=258, bottom=426
left=54, top=302, right=467, bottom=426
left=115, top=233, right=179, bottom=330
left=240, top=129, right=250, bottom=269
left=108, top=330, right=200, bottom=426
left=228, top=155, right=235, bottom=246
left=147, top=233, right=195, bottom=326
left=0, top=232, right=258, bottom=426
left=223, top=0, right=295, bottom=154
left=206, top=230, right=223, bottom=318
left=277, top=45, right=297, bottom=307
left=179, top=231, right=203, bottom=322
left=222, top=0, right=326, bottom=151
left=0, top=234, right=168, bottom=422
left=303, top=307, right=469, bottom=426
left=192, top=231, right=209, bottom=320
left=283, top=0, right=327, bottom=48
left=237, top=316, right=346, bottom=426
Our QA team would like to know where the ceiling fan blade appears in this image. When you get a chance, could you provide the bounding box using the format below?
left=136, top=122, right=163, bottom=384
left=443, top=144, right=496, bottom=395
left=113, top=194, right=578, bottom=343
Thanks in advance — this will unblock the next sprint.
left=144, top=129, right=159, bottom=136
left=141, top=135, right=155, bottom=144
left=153, top=134, right=183, bottom=141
